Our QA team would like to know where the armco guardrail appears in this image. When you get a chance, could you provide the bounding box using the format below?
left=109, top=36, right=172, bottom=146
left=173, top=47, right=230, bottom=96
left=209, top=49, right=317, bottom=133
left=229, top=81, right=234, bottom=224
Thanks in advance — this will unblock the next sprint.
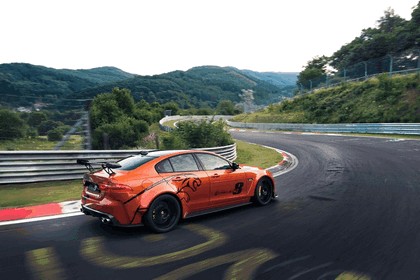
left=0, top=144, right=236, bottom=185
left=226, top=121, right=420, bottom=135
left=159, top=115, right=233, bottom=132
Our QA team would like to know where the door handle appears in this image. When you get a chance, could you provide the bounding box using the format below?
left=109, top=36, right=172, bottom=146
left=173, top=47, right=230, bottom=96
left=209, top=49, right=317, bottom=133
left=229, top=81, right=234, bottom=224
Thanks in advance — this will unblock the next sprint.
left=211, top=174, right=220, bottom=178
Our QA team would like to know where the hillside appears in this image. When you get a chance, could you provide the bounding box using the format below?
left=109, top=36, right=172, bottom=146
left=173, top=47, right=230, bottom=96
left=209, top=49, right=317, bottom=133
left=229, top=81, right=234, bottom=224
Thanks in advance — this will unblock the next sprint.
left=233, top=74, right=420, bottom=123
left=67, top=66, right=296, bottom=108
left=0, top=63, right=296, bottom=110
left=0, top=63, right=134, bottom=107
left=240, top=69, right=297, bottom=87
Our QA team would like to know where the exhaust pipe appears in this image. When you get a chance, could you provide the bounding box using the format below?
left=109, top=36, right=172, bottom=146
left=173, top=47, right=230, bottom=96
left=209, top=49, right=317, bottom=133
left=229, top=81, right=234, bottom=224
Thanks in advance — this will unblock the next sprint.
left=101, top=217, right=111, bottom=224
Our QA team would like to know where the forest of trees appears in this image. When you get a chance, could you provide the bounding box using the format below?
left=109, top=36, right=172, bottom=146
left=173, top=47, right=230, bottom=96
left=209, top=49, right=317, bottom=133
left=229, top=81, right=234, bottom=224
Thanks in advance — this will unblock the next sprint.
left=0, top=108, right=78, bottom=142
left=297, top=2, right=420, bottom=89
left=0, top=85, right=241, bottom=149
left=89, top=87, right=233, bottom=150
left=69, top=66, right=294, bottom=110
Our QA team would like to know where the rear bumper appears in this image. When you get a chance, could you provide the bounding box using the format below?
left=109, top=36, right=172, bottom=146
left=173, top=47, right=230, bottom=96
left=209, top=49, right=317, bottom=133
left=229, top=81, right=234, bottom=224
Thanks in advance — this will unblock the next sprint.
left=81, top=204, right=121, bottom=226
left=81, top=204, right=144, bottom=227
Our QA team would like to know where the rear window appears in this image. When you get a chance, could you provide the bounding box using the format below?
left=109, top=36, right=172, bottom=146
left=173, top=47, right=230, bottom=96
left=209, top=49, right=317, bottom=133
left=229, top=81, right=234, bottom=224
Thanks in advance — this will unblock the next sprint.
left=116, top=155, right=156, bottom=171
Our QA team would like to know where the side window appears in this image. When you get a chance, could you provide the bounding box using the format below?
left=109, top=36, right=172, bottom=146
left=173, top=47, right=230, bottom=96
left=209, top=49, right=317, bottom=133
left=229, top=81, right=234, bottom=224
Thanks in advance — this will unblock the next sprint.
left=196, top=153, right=231, bottom=170
left=155, top=159, right=173, bottom=173
left=169, top=154, right=200, bottom=172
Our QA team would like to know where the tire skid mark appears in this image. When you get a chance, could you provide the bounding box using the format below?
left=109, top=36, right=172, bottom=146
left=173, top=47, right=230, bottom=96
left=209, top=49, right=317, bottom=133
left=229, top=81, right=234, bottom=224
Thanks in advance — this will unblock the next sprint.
left=26, top=247, right=66, bottom=280
left=155, top=248, right=277, bottom=280
left=287, top=262, right=333, bottom=280
left=80, top=224, right=227, bottom=268
left=263, top=255, right=312, bottom=273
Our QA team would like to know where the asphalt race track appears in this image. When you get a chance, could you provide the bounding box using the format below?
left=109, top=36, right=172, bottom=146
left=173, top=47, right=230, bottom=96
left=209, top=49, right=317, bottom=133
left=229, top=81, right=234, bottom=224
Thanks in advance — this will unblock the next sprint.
left=1, top=131, right=419, bottom=280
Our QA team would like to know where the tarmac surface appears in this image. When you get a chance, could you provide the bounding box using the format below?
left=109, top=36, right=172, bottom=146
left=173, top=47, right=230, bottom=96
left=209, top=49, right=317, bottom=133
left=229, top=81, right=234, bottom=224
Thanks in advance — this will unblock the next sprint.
left=0, top=131, right=419, bottom=279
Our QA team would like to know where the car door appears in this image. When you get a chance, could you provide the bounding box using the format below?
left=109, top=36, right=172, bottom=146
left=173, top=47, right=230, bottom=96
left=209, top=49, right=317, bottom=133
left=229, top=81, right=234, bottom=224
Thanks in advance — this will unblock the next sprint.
left=195, top=153, right=247, bottom=207
left=156, top=154, right=210, bottom=213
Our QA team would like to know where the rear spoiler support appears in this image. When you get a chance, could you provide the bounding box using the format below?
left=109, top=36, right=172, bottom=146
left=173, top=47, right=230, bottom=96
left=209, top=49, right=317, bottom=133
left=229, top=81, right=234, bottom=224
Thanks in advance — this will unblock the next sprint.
left=76, top=159, right=121, bottom=175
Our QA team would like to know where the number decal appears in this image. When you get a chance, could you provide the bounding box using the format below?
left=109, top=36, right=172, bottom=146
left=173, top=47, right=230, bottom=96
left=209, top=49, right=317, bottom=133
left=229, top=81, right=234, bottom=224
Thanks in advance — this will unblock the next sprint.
left=233, top=182, right=244, bottom=195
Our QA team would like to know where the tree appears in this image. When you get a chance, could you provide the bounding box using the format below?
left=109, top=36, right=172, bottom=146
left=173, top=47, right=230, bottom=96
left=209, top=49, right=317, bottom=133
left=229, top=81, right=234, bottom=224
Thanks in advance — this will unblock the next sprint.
left=112, top=87, right=135, bottom=115
left=92, top=117, right=149, bottom=149
left=27, top=111, right=47, bottom=128
left=162, top=101, right=179, bottom=115
left=37, top=120, right=63, bottom=135
left=0, top=109, right=26, bottom=140
left=89, top=88, right=155, bottom=149
left=165, top=119, right=233, bottom=149
left=90, top=93, right=123, bottom=129
left=297, top=56, right=329, bottom=90
left=406, top=2, right=420, bottom=47
left=47, top=128, right=63, bottom=141
left=329, top=5, right=417, bottom=72
left=377, top=8, right=406, bottom=33
left=216, top=100, right=236, bottom=115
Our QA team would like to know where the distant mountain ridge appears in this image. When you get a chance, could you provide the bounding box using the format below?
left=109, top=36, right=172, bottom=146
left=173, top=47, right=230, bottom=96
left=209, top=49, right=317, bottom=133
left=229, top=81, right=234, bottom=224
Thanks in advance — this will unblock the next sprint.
left=239, top=69, right=298, bottom=87
left=0, top=63, right=297, bottom=109
left=0, top=63, right=135, bottom=107
left=71, top=66, right=297, bottom=108
left=0, top=63, right=134, bottom=93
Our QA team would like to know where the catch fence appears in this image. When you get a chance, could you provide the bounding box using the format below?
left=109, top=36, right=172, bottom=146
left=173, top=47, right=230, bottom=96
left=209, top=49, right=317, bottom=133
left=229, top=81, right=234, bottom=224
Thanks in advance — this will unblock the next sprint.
left=299, top=49, right=420, bottom=92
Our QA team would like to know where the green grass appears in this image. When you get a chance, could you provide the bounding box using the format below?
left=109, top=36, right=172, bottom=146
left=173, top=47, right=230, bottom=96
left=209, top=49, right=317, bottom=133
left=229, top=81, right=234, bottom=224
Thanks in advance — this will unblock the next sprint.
left=162, top=119, right=178, bottom=128
left=0, top=135, right=83, bottom=151
left=58, top=135, right=83, bottom=150
left=232, top=74, right=420, bottom=124
left=0, top=180, right=82, bottom=208
left=0, top=140, right=282, bottom=209
left=235, top=140, right=283, bottom=169
left=0, top=136, right=56, bottom=150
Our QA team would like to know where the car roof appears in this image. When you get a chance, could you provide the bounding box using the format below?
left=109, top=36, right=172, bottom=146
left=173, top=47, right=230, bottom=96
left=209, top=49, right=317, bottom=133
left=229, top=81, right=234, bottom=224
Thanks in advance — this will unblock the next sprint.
left=145, top=150, right=211, bottom=158
left=146, top=150, right=187, bottom=157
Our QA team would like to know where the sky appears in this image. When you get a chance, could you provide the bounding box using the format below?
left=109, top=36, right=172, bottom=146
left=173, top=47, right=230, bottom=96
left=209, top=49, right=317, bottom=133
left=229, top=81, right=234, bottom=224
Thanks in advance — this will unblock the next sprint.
left=1, top=0, right=418, bottom=75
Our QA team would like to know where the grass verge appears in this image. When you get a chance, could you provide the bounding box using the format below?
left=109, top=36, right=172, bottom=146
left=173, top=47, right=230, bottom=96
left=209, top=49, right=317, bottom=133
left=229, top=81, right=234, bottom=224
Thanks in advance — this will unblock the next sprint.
left=0, top=135, right=83, bottom=151
left=0, top=140, right=282, bottom=209
left=235, top=140, right=283, bottom=169
left=0, top=180, right=82, bottom=209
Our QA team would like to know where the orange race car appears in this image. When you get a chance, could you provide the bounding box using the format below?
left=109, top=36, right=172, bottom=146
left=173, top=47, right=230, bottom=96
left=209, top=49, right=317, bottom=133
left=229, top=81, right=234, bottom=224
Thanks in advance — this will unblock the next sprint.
left=79, top=150, right=276, bottom=233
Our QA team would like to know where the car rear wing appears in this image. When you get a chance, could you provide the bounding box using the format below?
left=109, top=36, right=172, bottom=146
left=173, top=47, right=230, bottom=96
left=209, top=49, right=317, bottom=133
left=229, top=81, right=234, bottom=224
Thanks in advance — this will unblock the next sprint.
left=76, top=159, right=121, bottom=175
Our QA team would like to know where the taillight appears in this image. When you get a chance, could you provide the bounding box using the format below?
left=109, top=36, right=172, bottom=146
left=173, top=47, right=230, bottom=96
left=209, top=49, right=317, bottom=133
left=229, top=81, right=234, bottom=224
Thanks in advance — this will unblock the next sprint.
left=99, top=183, right=133, bottom=192
left=98, top=184, right=109, bottom=191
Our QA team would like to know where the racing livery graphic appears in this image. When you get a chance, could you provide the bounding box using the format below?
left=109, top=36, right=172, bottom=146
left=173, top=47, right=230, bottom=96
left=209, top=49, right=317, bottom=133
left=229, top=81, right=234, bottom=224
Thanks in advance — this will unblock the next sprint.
left=79, top=150, right=276, bottom=233
left=176, top=176, right=202, bottom=202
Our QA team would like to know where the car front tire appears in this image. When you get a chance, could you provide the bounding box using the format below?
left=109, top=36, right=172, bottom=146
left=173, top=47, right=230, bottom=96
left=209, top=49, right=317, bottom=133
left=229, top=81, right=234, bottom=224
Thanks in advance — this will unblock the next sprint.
left=144, top=194, right=181, bottom=233
left=254, top=177, right=273, bottom=206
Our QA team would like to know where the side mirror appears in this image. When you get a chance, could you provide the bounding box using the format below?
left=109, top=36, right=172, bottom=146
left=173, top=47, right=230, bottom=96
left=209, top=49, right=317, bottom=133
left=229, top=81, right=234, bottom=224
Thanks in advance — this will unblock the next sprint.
left=231, top=162, right=240, bottom=170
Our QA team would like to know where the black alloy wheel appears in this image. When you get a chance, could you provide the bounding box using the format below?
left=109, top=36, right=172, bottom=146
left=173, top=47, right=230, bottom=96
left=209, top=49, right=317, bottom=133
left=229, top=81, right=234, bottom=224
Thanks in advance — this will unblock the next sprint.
left=144, top=194, right=181, bottom=233
left=254, top=178, right=273, bottom=206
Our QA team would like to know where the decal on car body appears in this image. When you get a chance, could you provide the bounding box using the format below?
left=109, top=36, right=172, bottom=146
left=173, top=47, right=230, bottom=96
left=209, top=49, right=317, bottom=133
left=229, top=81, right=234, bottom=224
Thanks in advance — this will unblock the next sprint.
left=124, top=174, right=201, bottom=204
left=233, top=182, right=244, bottom=195
left=177, top=177, right=202, bottom=202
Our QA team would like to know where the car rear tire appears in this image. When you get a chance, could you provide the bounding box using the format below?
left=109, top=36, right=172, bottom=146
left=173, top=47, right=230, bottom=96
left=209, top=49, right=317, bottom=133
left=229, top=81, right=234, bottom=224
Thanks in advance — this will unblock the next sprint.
left=144, top=194, right=181, bottom=233
left=254, top=177, right=273, bottom=206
